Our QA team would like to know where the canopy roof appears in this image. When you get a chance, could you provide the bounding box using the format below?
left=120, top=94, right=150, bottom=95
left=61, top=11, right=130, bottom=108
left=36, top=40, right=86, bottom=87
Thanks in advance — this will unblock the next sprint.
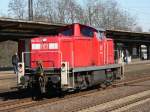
left=106, top=29, right=150, bottom=44
left=1, top=18, right=150, bottom=44
left=0, top=18, right=65, bottom=41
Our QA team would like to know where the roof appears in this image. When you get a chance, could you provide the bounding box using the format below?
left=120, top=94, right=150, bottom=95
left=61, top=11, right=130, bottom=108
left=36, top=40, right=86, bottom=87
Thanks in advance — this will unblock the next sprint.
left=1, top=18, right=150, bottom=44
left=0, top=18, right=65, bottom=41
left=106, top=29, right=150, bottom=44
left=59, top=23, right=97, bottom=32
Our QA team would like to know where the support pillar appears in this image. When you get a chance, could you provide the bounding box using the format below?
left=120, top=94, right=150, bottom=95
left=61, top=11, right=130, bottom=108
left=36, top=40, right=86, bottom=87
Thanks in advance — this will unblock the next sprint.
left=147, top=45, right=150, bottom=60
left=137, top=45, right=141, bottom=59
left=139, top=45, right=142, bottom=59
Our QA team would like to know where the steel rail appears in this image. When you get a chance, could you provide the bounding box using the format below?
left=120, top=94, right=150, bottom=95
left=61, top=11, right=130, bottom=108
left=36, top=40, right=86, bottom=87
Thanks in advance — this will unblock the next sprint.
left=1, top=76, right=150, bottom=112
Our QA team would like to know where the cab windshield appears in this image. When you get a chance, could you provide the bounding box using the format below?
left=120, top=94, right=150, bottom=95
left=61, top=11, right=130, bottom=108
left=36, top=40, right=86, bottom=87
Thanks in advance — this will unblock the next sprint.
left=60, top=26, right=74, bottom=36
left=80, top=26, right=94, bottom=38
left=61, top=28, right=73, bottom=36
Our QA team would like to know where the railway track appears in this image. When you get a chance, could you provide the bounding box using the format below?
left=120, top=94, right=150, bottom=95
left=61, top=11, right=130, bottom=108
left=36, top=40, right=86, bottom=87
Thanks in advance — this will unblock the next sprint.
left=1, top=76, right=150, bottom=112
left=113, top=75, right=150, bottom=86
left=78, top=90, right=150, bottom=112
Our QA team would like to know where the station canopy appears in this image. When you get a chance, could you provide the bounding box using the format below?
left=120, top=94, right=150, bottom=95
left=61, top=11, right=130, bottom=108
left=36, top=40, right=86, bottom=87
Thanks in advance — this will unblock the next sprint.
left=0, top=18, right=65, bottom=41
left=106, top=30, right=150, bottom=44
left=1, top=18, right=150, bottom=44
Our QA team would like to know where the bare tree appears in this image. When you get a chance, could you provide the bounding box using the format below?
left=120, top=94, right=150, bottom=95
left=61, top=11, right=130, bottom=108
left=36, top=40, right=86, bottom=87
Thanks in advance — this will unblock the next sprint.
left=55, top=0, right=82, bottom=23
left=7, top=0, right=137, bottom=31
left=81, top=0, right=99, bottom=25
left=33, top=0, right=83, bottom=23
left=33, top=0, right=57, bottom=22
left=82, top=0, right=136, bottom=30
left=8, top=0, right=27, bottom=19
left=134, top=26, right=143, bottom=32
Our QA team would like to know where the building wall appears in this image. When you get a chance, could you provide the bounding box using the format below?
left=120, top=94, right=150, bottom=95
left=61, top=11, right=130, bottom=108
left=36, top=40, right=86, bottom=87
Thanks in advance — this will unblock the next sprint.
left=0, top=41, right=18, bottom=67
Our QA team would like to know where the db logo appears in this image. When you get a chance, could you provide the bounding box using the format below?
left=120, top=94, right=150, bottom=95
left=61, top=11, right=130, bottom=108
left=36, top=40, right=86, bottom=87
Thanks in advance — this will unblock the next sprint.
left=41, top=43, right=48, bottom=49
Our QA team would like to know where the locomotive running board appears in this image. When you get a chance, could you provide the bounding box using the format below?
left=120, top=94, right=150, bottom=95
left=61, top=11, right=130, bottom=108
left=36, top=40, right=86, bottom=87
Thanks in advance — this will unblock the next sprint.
left=73, top=64, right=123, bottom=72
left=73, top=63, right=124, bottom=79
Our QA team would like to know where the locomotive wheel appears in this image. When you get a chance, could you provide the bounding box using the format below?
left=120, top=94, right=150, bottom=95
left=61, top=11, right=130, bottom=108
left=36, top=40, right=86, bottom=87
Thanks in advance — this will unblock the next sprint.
left=107, top=75, right=114, bottom=82
left=58, top=89, right=65, bottom=98
left=31, top=76, right=42, bottom=100
left=106, top=72, right=114, bottom=83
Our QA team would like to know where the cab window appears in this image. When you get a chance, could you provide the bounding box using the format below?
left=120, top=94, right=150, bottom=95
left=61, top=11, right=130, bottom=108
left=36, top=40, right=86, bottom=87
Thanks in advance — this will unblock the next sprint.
left=80, top=27, right=94, bottom=38
left=61, top=28, right=73, bottom=36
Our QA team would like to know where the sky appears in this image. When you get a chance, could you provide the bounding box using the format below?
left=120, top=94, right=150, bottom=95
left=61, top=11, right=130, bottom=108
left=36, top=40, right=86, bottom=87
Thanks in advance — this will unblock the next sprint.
left=117, top=0, right=150, bottom=32
left=0, top=0, right=150, bottom=31
left=0, top=0, right=9, bottom=15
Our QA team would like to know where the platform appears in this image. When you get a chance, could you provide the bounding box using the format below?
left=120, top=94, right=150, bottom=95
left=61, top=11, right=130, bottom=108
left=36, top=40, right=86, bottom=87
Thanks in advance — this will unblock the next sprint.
left=0, top=71, right=17, bottom=92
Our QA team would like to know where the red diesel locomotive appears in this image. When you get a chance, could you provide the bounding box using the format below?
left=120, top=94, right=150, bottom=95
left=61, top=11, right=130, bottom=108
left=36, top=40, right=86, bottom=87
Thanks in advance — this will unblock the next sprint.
left=17, top=23, right=123, bottom=94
